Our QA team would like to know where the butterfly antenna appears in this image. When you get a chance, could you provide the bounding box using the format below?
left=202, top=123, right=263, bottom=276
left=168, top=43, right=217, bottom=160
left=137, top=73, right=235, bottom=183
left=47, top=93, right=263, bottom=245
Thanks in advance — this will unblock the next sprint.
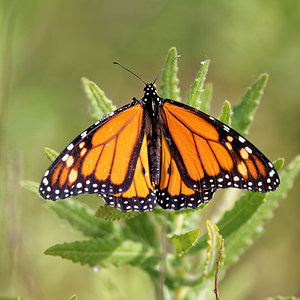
left=113, top=61, right=147, bottom=86
left=153, top=55, right=181, bottom=85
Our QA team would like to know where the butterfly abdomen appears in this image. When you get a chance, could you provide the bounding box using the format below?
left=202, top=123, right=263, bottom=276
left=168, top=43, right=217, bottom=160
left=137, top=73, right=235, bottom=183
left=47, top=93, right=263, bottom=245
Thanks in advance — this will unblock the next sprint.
left=143, top=84, right=163, bottom=185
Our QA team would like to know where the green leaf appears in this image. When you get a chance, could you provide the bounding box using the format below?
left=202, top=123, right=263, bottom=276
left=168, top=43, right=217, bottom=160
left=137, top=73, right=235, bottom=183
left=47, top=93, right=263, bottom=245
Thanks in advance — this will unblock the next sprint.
left=69, top=295, right=77, bottom=300
left=180, top=154, right=297, bottom=287
left=46, top=199, right=117, bottom=238
left=95, top=204, right=141, bottom=221
left=186, top=60, right=210, bottom=110
left=45, top=239, right=160, bottom=268
left=224, top=155, right=300, bottom=266
left=216, top=192, right=265, bottom=240
left=162, top=222, right=223, bottom=290
left=169, top=228, right=200, bottom=255
left=191, top=193, right=265, bottom=254
left=160, top=47, right=181, bottom=101
left=203, top=220, right=223, bottom=277
left=81, top=77, right=116, bottom=121
left=21, top=181, right=118, bottom=239
left=274, top=157, right=284, bottom=171
left=125, top=214, right=159, bottom=248
left=164, top=202, right=209, bottom=237
left=219, top=100, right=232, bottom=125
left=188, top=159, right=284, bottom=254
left=21, top=180, right=40, bottom=197
left=199, top=82, right=213, bottom=113
left=44, top=147, right=59, bottom=162
left=231, top=73, right=268, bottom=136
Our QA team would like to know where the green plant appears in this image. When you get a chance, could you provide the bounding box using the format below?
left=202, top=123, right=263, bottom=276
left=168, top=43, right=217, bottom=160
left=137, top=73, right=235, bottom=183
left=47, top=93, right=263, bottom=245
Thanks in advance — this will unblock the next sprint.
left=23, top=47, right=300, bottom=300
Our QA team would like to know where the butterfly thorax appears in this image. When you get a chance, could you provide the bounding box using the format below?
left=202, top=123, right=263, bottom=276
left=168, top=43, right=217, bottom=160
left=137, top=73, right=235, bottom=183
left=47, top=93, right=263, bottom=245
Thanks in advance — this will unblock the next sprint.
left=142, top=84, right=163, bottom=185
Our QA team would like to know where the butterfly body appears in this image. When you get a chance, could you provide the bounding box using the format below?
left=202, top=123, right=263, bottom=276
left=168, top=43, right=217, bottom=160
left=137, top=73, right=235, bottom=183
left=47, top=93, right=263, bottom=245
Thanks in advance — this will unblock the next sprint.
left=40, top=83, right=280, bottom=212
left=142, top=84, right=166, bottom=186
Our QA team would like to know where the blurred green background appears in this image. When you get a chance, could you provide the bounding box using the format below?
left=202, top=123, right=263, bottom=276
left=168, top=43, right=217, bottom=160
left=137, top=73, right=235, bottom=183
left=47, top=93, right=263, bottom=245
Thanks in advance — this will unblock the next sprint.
left=0, top=0, right=299, bottom=299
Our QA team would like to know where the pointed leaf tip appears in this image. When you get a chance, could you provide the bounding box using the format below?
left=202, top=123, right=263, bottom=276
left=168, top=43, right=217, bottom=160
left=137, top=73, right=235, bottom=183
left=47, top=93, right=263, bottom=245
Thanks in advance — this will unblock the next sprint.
left=231, top=73, right=269, bottom=136
left=169, top=228, right=200, bottom=255
left=81, top=77, right=116, bottom=121
left=187, top=59, right=210, bottom=110
left=21, top=180, right=40, bottom=198
left=160, top=47, right=181, bottom=101
left=274, top=158, right=284, bottom=171
left=219, top=100, right=232, bottom=125
left=44, top=147, right=59, bottom=162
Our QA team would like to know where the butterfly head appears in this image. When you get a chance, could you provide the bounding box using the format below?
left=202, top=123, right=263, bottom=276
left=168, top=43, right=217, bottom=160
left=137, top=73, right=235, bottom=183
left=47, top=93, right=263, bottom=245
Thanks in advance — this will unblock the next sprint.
left=144, top=83, right=157, bottom=96
left=142, top=83, right=162, bottom=104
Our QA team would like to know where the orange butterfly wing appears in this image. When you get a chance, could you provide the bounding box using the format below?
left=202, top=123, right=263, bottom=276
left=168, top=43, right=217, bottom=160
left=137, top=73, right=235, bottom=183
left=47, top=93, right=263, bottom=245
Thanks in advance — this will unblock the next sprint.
left=100, top=133, right=156, bottom=211
left=160, top=100, right=280, bottom=194
left=39, top=102, right=148, bottom=203
left=157, top=135, right=216, bottom=210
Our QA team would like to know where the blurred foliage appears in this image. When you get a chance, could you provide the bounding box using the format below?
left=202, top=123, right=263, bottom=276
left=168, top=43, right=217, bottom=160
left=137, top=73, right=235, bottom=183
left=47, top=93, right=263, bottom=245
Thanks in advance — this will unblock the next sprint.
left=1, top=1, right=300, bottom=300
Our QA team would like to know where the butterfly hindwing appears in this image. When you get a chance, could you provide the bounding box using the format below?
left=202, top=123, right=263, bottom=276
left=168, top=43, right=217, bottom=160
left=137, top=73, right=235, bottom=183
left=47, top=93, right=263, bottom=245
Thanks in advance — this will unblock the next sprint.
left=157, top=135, right=216, bottom=210
left=40, top=101, right=145, bottom=200
left=101, top=134, right=156, bottom=212
left=160, top=99, right=280, bottom=194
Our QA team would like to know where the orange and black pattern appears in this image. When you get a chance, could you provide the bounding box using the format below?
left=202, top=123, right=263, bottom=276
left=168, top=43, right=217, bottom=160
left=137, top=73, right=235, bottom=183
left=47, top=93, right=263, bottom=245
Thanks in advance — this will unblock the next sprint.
left=157, top=135, right=216, bottom=210
left=161, top=100, right=279, bottom=193
left=40, top=83, right=280, bottom=212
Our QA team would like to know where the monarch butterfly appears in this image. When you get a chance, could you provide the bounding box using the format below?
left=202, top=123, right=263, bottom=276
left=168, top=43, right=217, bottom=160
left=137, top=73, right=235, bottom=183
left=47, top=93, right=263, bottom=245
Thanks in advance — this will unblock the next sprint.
left=40, top=59, right=280, bottom=212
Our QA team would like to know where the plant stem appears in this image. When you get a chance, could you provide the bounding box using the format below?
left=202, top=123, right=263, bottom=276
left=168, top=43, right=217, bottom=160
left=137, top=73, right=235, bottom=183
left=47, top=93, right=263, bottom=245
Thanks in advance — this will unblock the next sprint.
left=157, top=211, right=167, bottom=300
left=214, top=239, right=224, bottom=300
left=174, top=213, right=184, bottom=234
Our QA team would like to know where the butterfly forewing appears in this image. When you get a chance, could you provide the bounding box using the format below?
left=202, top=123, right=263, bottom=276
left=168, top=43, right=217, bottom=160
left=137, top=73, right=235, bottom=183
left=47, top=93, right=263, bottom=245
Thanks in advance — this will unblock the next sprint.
left=160, top=99, right=280, bottom=194
left=40, top=102, right=145, bottom=200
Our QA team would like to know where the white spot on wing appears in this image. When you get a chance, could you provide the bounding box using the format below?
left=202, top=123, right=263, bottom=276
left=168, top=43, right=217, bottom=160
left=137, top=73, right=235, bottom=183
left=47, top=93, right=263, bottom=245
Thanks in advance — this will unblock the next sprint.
left=239, top=136, right=246, bottom=143
left=67, top=143, right=74, bottom=150
left=223, top=125, right=230, bottom=132
left=81, top=131, right=87, bottom=138
left=62, top=154, right=69, bottom=161
left=245, top=146, right=252, bottom=153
